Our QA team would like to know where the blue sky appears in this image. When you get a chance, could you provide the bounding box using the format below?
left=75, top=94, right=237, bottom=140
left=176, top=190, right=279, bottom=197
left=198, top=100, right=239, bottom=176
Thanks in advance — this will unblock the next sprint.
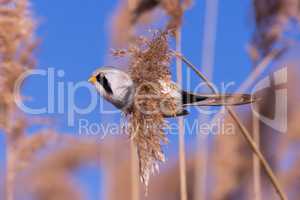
left=0, top=0, right=257, bottom=199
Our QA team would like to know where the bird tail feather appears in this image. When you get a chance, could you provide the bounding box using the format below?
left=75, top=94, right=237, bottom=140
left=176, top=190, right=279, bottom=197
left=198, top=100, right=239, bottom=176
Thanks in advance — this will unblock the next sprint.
left=184, top=92, right=254, bottom=106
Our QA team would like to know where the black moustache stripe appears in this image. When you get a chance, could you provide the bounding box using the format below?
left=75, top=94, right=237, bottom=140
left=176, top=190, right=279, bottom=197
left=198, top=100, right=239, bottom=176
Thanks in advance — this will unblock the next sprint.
left=96, top=74, right=113, bottom=95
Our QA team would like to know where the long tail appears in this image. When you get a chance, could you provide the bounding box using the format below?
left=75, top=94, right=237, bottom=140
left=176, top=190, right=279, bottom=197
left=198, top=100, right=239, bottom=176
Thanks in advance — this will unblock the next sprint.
left=182, top=91, right=254, bottom=106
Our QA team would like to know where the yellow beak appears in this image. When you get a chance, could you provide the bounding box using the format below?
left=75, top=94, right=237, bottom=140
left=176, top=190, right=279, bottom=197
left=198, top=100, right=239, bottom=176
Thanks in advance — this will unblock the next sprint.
left=88, top=76, right=97, bottom=84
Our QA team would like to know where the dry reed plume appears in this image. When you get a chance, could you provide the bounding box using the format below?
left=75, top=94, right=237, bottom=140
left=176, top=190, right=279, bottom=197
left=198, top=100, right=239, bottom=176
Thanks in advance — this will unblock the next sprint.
left=110, top=0, right=191, bottom=46
left=132, top=0, right=192, bottom=29
left=131, top=0, right=192, bottom=29
left=113, top=31, right=177, bottom=187
left=0, top=0, right=36, bottom=137
left=0, top=1, right=104, bottom=200
left=0, top=1, right=38, bottom=199
left=110, top=0, right=189, bottom=189
left=250, top=0, right=300, bottom=61
left=16, top=139, right=103, bottom=200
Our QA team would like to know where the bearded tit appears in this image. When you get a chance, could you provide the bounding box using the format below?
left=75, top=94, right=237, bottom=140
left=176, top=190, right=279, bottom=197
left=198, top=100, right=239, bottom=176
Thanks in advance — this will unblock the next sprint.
left=88, top=66, right=253, bottom=117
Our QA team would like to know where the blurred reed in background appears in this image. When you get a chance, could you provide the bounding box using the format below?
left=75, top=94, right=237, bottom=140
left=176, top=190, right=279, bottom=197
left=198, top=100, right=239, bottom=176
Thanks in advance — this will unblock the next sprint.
left=1, top=0, right=300, bottom=200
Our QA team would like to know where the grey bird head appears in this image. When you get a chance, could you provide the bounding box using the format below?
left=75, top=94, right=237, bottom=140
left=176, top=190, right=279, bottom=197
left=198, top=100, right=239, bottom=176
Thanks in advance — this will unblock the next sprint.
left=88, top=66, right=135, bottom=110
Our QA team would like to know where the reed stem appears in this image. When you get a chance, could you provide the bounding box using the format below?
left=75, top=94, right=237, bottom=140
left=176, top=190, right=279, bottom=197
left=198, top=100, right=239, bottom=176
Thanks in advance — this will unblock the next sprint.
left=252, top=105, right=262, bottom=200
left=176, top=29, right=188, bottom=200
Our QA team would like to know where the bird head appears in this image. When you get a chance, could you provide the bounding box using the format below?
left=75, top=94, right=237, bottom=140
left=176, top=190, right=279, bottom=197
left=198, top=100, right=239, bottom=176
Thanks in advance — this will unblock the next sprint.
left=88, top=66, right=116, bottom=98
left=88, top=66, right=135, bottom=110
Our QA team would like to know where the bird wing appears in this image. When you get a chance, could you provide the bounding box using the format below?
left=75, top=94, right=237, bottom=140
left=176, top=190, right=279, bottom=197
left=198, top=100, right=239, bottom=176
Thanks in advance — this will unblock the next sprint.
left=158, top=80, right=187, bottom=116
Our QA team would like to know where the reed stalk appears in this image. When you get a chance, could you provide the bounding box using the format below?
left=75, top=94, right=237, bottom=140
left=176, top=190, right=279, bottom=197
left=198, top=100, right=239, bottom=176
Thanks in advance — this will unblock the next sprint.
left=127, top=0, right=140, bottom=198
left=176, top=28, right=188, bottom=200
left=252, top=105, right=262, bottom=200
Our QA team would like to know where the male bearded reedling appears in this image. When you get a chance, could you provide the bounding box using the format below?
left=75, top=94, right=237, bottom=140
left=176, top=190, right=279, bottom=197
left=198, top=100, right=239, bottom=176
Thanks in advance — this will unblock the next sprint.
left=89, top=66, right=254, bottom=117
